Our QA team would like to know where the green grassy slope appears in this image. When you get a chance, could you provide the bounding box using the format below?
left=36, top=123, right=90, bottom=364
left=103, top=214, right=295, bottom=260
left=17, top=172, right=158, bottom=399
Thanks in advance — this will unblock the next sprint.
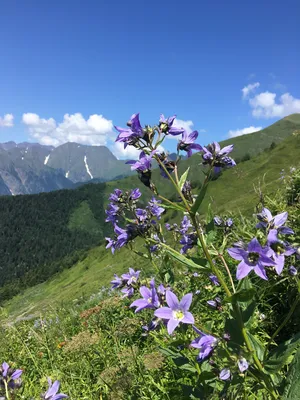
left=2, top=133, right=299, bottom=321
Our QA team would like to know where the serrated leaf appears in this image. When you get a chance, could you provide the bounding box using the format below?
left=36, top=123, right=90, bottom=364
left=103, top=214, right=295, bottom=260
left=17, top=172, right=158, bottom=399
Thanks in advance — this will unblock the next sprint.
left=265, top=332, right=300, bottom=373
left=179, top=167, right=190, bottom=190
left=282, top=347, right=300, bottom=399
left=225, top=288, right=256, bottom=303
left=242, top=301, right=256, bottom=326
left=247, top=332, right=265, bottom=361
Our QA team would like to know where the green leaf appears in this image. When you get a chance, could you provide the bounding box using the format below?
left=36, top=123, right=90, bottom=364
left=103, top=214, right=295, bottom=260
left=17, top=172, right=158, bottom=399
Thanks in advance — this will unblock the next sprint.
left=241, top=301, right=256, bottom=327
left=247, top=332, right=265, bottom=361
left=162, top=244, right=209, bottom=272
left=178, top=167, right=190, bottom=190
left=282, top=347, right=300, bottom=399
left=190, top=182, right=209, bottom=215
left=265, top=332, right=300, bottom=373
left=225, top=288, right=256, bottom=303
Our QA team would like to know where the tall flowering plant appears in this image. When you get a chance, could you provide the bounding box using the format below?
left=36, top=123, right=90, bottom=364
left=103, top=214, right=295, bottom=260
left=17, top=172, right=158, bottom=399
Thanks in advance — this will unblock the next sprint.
left=106, top=113, right=299, bottom=399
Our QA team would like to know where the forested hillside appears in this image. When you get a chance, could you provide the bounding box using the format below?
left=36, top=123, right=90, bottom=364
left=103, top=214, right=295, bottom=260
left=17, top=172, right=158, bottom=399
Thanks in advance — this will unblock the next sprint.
left=0, top=183, right=109, bottom=301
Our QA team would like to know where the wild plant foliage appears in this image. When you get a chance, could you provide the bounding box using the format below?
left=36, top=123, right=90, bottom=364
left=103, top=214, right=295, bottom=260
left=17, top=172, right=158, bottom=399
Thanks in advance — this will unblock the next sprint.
left=0, top=113, right=299, bottom=399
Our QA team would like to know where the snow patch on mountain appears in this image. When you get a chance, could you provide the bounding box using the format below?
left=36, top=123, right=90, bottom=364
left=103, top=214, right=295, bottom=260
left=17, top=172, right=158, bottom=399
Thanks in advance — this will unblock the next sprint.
left=84, top=155, right=93, bottom=179
left=44, top=154, right=50, bottom=165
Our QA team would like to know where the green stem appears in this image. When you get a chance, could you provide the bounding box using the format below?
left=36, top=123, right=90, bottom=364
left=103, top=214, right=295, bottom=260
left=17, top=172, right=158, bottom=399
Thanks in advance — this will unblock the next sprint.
left=190, top=214, right=232, bottom=298
left=264, top=293, right=300, bottom=360
left=4, top=380, right=10, bottom=399
left=155, top=156, right=191, bottom=212
left=218, top=253, right=236, bottom=293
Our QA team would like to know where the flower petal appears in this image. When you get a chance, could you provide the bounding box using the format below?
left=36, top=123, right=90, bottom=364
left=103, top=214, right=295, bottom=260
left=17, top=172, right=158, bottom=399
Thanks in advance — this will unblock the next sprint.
left=139, top=286, right=151, bottom=299
left=167, top=318, right=180, bottom=334
left=274, top=254, right=285, bottom=275
left=166, top=290, right=179, bottom=310
left=227, top=247, right=246, bottom=261
left=46, top=380, right=60, bottom=397
left=154, top=307, right=173, bottom=320
left=247, top=238, right=262, bottom=253
left=273, top=212, right=288, bottom=228
left=279, top=226, right=294, bottom=235
left=236, top=261, right=252, bottom=280
left=179, top=293, right=193, bottom=312
left=11, top=369, right=23, bottom=380
left=181, top=311, right=194, bottom=324
left=262, top=207, right=272, bottom=221
left=254, top=264, right=268, bottom=280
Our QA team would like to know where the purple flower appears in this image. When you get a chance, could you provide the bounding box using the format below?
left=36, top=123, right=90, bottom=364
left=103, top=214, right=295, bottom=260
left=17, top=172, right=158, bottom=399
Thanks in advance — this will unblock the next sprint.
left=42, top=378, right=68, bottom=400
left=202, top=142, right=236, bottom=173
left=225, top=218, right=233, bottom=228
left=180, top=233, right=197, bottom=254
left=115, top=113, right=143, bottom=148
left=213, top=216, right=223, bottom=226
left=227, top=238, right=276, bottom=280
left=130, top=280, right=160, bottom=312
left=121, top=286, right=135, bottom=298
left=219, top=368, right=231, bottom=381
left=0, top=362, right=23, bottom=390
left=105, top=237, right=116, bottom=254
left=180, top=215, right=192, bottom=234
left=191, top=326, right=217, bottom=361
left=256, top=208, right=294, bottom=235
left=209, top=274, right=220, bottom=286
left=154, top=291, right=194, bottom=334
left=136, top=208, right=148, bottom=222
left=177, top=130, right=203, bottom=157
left=207, top=297, right=222, bottom=310
left=110, top=274, right=123, bottom=289
left=109, top=188, right=123, bottom=202
left=127, top=151, right=153, bottom=173
left=105, top=203, right=119, bottom=223
left=238, top=358, right=249, bottom=373
left=147, top=197, right=165, bottom=219
left=159, top=114, right=184, bottom=135
left=266, top=229, right=295, bottom=275
left=130, top=188, right=141, bottom=200
left=114, top=224, right=130, bottom=248
left=289, top=266, right=297, bottom=276
left=121, top=268, right=140, bottom=285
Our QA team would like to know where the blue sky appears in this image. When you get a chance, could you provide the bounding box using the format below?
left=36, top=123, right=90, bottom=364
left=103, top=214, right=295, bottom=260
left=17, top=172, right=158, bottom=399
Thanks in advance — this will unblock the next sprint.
left=0, top=0, right=299, bottom=158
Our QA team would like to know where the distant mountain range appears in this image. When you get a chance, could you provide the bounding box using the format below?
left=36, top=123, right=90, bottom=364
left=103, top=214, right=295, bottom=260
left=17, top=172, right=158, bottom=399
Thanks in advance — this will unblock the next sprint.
left=0, top=141, right=133, bottom=195
left=0, top=113, right=299, bottom=196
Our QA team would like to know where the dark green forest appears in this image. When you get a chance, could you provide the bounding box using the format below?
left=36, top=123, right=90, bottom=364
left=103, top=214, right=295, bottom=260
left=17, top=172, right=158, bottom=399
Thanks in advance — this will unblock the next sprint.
left=0, top=183, right=110, bottom=302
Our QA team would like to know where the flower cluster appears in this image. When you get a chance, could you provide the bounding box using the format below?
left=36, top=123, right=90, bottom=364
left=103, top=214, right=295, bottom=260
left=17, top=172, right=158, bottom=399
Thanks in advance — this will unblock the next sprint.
left=0, top=362, right=68, bottom=399
left=110, top=268, right=140, bottom=298
left=0, top=362, right=22, bottom=393
left=115, top=113, right=235, bottom=191
left=105, top=188, right=165, bottom=254
left=228, top=208, right=295, bottom=280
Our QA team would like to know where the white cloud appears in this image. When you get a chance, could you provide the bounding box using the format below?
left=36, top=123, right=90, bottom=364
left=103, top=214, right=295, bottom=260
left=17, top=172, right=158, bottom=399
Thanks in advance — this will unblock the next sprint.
left=166, top=118, right=205, bottom=140
left=22, top=112, right=114, bottom=146
left=112, top=142, right=141, bottom=160
left=249, top=92, right=300, bottom=118
left=112, top=142, right=165, bottom=160
left=172, top=118, right=194, bottom=133
left=0, top=113, right=14, bottom=127
left=228, top=126, right=262, bottom=138
left=242, top=82, right=260, bottom=98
